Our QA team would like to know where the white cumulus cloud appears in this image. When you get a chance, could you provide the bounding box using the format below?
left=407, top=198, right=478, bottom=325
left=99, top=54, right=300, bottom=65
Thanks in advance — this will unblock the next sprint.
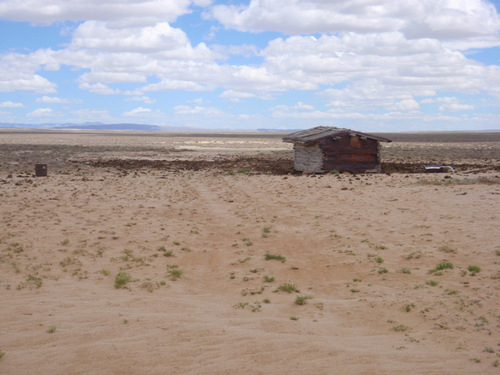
left=0, top=101, right=24, bottom=108
left=70, top=22, right=191, bottom=53
left=124, top=107, right=152, bottom=116
left=439, top=103, right=474, bottom=111
left=78, top=82, right=121, bottom=95
left=125, top=96, right=156, bottom=104
left=209, top=0, right=500, bottom=42
left=391, top=99, right=420, bottom=111
left=27, top=108, right=55, bottom=117
left=36, top=96, right=82, bottom=104
left=0, top=0, right=201, bottom=25
left=420, top=96, right=474, bottom=111
left=174, top=105, right=223, bottom=116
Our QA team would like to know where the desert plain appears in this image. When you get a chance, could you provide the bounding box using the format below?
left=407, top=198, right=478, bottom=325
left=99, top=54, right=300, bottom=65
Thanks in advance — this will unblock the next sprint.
left=1, top=128, right=500, bottom=374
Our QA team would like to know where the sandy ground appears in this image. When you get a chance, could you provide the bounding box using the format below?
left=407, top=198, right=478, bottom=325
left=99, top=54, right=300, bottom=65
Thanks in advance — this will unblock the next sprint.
left=1, top=130, right=500, bottom=374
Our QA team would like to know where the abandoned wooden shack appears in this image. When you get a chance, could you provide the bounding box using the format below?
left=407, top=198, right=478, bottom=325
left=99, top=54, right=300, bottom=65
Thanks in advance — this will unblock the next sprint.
left=283, top=126, right=391, bottom=173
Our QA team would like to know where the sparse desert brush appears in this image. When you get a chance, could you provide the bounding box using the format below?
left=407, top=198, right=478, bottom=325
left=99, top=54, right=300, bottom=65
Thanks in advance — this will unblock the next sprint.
left=275, top=283, right=299, bottom=293
left=429, top=262, right=453, bottom=273
left=426, top=280, right=439, bottom=286
left=436, top=262, right=454, bottom=270
left=262, top=226, right=272, bottom=238
left=60, top=257, right=81, bottom=268
left=401, top=268, right=411, bottom=274
left=233, top=301, right=261, bottom=312
left=264, top=253, right=286, bottom=263
left=241, top=286, right=265, bottom=296
left=11, top=262, right=20, bottom=273
left=7, top=242, right=23, bottom=253
left=114, top=272, right=131, bottom=289
left=375, top=256, right=384, bottom=264
left=26, top=275, right=43, bottom=288
left=378, top=267, right=388, bottom=274
left=404, top=251, right=422, bottom=260
left=46, top=325, right=57, bottom=334
left=263, top=275, right=275, bottom=282
left=392, top=324, right=409, bottom=332
left=404, top=303, right=415, bottom=312
left=0, top=350, right=5, bottom=360
left=295, top=296, right=312, bottom=305
left=140, top=281, right=156, bottom=292
left=170, top=268, right=184, bottom=280
left=234, top=302, right=249, bottom=309
left=467, top=265, right=481, bottom=275
left=439, top=245, right=457, bottom=254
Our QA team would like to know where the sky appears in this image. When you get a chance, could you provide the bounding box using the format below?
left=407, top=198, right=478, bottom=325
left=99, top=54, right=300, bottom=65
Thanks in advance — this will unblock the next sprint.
left=0, top=0, right=500, bottom=132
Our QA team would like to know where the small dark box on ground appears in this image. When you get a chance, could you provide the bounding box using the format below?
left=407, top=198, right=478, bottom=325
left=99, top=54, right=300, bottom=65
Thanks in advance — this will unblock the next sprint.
left=35, top=164, right=47, bottom=177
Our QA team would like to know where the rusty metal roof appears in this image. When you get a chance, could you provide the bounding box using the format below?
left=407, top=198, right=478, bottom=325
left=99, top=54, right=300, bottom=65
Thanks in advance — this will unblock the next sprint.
left=283, top=126, right=392, bottom=144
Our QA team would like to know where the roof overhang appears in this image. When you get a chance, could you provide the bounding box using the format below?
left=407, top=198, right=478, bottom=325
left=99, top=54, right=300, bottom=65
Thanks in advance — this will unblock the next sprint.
left=283, top=126, right=392, bottom=144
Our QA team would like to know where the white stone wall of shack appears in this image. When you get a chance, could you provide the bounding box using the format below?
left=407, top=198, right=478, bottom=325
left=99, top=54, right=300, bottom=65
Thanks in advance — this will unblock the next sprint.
left=293, top=143, right=323, bottom=172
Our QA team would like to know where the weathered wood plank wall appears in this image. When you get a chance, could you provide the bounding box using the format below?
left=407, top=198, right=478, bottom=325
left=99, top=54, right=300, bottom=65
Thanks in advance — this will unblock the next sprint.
left=293, top=143, right=323, bottom=172
left=321, top=137, right=380, bottom=172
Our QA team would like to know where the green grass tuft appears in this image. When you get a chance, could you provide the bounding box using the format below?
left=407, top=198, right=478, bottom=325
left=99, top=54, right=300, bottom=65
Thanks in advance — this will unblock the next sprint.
left=275, top=283, right=299, bottom=293
left=263, top=275, right=275, bottom=282
left=264, top=253, right=286, bottom=263
left=392, top=324, right=409, bottom=332
left=295, top=296, right=312, bottom=305
left=170, top=268, right=184, bottom=280
left=467, top=265, right=481, bottom=275
left=114, top=272, right=131, bottom=289
left=429, top=262, right=453, bottom=273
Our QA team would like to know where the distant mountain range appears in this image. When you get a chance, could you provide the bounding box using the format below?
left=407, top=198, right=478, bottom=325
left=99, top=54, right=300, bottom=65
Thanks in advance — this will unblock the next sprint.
left=0, top=122, right=294, bottom=132
left=0, top=122, right=497, bottom=133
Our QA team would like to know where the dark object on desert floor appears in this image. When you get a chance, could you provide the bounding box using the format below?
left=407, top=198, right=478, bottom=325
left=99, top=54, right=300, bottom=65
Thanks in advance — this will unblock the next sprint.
left=35, top=163, right=47, bottom=177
